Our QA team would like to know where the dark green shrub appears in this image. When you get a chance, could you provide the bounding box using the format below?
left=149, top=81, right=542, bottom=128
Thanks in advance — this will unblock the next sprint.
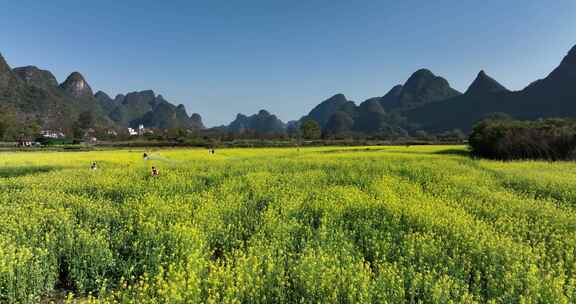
left=469, top=118, right=576, bottom=160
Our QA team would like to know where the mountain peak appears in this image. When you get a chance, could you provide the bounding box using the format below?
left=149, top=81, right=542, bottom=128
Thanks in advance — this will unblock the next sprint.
left=465, top=70, right=509, bottom=95
left=67, top=72, right=86, bottom=82
left=228, top=110, right=285, bottom=134
left=379, top=84, right=403, bottom=107
left=405, top=69, right=440, bottom=87
left=60, top=71, right=93, bottom=98
left=331, top=93, right=346, bottom=100
left=0, top=52, right=10, bottom=72
left=397, top=69, right=461, bottom=108
left=95, top=90, right=110, bottom=98
left=0, top=52, right=19, bottom=90
left=190, top=113, right=204, bottom=129
left=123, top=90, right=156, bottom=108
left=14, top=66, right=58, bottom=89
left=306, top=93, right=349, bottom=127
left=413, top=68, right=435, bottom=78
left=403, top=69, right=446, bottom=93
left=94, top=91, right=117, bottom=113
left=560, top=44, right=576, bottom=66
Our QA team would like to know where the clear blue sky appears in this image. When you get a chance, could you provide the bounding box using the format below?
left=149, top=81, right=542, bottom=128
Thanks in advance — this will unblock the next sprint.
left=2, top=1, right=575, bottom=126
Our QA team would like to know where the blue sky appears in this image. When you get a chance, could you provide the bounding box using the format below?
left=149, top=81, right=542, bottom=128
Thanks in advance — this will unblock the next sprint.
left=2, top=1, right=575, bottom=126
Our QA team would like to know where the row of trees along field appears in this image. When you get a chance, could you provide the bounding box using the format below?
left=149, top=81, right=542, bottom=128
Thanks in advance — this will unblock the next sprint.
left=0, top=102, right=469, bottom=144
left=469, top=115, right=576, bottom=160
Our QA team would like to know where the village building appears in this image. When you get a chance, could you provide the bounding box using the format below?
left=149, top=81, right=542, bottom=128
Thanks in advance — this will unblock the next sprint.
left=16, top=135, right=34, bottom=147
left=40, top=130, right=65, bottom=139
left=128, top=125, right=154, bottom=136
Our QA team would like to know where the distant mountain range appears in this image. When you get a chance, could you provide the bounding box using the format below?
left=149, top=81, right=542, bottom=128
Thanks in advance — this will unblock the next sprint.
left=2, top=44, right=576, bottom=136
left=296, top=44, right=576, bottom=135
left=227, top=110, right=285, bottom=135
left=0, top=54, right=203, bottom=132
left=405, top=45, right=576, bottom=132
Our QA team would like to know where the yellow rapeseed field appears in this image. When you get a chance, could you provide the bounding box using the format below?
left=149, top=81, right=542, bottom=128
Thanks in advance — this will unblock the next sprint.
left=1, top=146, right=575, bottom=303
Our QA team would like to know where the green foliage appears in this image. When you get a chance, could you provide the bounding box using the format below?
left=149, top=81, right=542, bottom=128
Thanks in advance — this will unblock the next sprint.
left=0, top=104, right=42, bottom=140
left=300, top=119, right=321, bottom=140
left=437, top=129, right=466, bottom=142
left=469, top=117, right=576, bottom=160
left=37, top=138, right=74, bottom=146
left=70, top=111, right=96, bottom=139
left=0, top=146, right=575, bottom=303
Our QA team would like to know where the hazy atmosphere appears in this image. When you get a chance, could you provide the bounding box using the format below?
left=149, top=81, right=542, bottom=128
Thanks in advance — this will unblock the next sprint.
left=2, top=0, right=575, bottom=126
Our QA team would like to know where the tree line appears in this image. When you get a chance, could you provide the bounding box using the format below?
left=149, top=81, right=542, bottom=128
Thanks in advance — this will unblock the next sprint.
left=469, top=115, right=576, bottom=160
left=0, top=105, right=467, bottom=145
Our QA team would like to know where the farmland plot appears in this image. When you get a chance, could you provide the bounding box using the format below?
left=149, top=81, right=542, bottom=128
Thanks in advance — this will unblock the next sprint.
left=0, top=146, right=575, bottom=303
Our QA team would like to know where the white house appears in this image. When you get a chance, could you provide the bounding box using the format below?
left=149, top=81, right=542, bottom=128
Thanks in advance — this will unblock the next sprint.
left=128, top=125, right=153, bottom=136
left=40, top=130, right=65, bottom=139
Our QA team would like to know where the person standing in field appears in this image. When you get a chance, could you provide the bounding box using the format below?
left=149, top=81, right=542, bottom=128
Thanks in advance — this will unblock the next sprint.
left=151, top=166, right=159, bottom=177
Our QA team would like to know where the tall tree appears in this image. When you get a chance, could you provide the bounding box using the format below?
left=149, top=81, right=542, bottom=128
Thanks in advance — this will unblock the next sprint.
left=300, top=119, right=321, bottom=140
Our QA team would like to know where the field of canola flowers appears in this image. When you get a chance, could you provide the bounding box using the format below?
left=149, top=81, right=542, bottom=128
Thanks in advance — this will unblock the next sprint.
left=0, top=146, right=576, bottom=303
